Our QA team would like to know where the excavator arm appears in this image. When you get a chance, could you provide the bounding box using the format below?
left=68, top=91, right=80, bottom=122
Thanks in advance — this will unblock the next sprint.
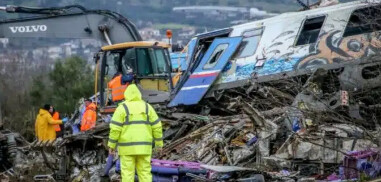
left=0, top=4, right=174, bottom=111
left=0, top=5, right=142, bottom=45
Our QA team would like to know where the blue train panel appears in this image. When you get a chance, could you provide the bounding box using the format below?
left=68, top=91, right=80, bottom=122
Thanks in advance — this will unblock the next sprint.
left=168, top=37, right=242, bottom=107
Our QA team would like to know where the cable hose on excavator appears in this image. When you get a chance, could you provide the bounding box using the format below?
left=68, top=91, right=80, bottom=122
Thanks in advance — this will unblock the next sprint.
left=296, top=0, right=310, bottom=10
left=6, top=4, right=87, bottom=14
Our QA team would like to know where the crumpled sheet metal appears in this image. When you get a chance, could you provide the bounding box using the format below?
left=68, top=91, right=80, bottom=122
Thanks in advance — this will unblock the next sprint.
left=161, top=114, right=255, bottom=164
left=72, top=150, right=98, bottom=166
left=276, top=141, right=361, bottom=165
left=232, top=147, right=254, bottom=164
left=8, top=150, right=54, bottom=181
left=161, top=99, right=379, bottom=180
left=273, top=124, right=377, bottom=164
left=200, top=165, right=256, bottom=173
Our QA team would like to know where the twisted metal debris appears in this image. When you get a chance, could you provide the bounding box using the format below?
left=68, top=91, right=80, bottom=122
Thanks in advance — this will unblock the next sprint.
left=1, top=58, right=381, bottom=181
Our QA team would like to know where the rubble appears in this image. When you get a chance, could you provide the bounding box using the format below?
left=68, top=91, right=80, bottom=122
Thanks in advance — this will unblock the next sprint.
left=1, top=60, right=381, bottom=181
left=155, top=64, right=381, bottom=181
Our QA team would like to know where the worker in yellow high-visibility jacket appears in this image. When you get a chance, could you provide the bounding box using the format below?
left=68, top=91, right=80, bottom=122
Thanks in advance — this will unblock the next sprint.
left=108, top=84, right=163, bottom=182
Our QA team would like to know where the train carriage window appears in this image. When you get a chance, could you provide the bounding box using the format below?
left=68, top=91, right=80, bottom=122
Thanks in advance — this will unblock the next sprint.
left=295, top=16, right=326, bottom=46
left=234, top=28, right=263, bottom=58
left=203, top=44, right=229, bottom=69
left=343, top=6, right=381, bottom=37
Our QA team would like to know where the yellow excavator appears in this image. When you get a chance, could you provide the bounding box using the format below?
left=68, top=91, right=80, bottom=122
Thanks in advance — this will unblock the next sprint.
left=0, top=5, right=175, bottom=114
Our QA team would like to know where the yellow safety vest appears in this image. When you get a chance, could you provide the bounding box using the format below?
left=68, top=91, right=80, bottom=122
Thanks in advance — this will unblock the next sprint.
left=107, top=84, right=163, bottom=155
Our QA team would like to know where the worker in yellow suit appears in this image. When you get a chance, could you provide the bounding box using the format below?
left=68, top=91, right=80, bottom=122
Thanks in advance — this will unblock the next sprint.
left=35, top=104, right=68, bottom=141
left=108, top=84, right=163, bottom=182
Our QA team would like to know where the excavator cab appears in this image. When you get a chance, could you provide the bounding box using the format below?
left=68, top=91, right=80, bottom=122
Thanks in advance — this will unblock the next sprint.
left=0, top=5, right=177, bottom=113
left=0, top=5, right=176, bottom=114
left=97, top=41, right=174, bottom=113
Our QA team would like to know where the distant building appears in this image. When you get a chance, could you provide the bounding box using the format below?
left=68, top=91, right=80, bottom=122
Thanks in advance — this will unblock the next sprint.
left=178, top=27, right=196, bottom=39
left=174, top=6, right=248, bottom=20
left=249, top=8, right=278, bottom=18
left=139, top=28, right=160, bottom=36
left=47, top=46, right=62, bottom=60
left=61, top=43, right=72, bottom=57
left=173, top=6, right=277, bottom=22
left=173, top=6, right=249, bottom=15
left=32, top=48, right=45, bottom=60
left=0, top=38, right=9, bottom=49
left=79, top=39, right=101, bottom=49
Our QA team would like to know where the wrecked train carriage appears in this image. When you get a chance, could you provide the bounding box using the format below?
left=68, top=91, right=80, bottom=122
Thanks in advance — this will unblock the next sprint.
left=4, top=1, right=381, bottom=180
left=169, top=1, right=381, bottom=121
left=163, top=1, right=381, bottom=177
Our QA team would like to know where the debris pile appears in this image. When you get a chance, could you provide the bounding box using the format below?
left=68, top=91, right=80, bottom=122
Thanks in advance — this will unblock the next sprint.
left=342, top=149, right=381, bottom=180
left=157, top=110, right=380, bottom=181
left=156, top=66, right=381, bottom=180
left=160, top=114, right=257, bottom=165
left=0, top=127, right=35, bottom=182
left=1, top=63, right=381, bottom=181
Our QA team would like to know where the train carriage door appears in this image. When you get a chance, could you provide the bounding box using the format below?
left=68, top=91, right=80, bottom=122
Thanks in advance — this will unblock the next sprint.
left=168, top=37, right=242, bottom=107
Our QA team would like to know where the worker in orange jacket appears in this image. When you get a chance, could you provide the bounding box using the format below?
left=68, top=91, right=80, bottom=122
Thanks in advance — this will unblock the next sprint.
left=107, top=72, right=134, bottom=104
left=50, top=106, right=61, bottom=134
left=108, top=73, right=128, bottom=103
left=80, top=99, right=97, bottom=131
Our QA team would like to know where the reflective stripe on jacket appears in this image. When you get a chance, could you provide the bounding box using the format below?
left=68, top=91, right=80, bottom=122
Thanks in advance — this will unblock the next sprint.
left=52, top=112, right=61, bottom=132
left=108, top=75, right=128, bottom=102
left=108, top=84, right=163, bottom=155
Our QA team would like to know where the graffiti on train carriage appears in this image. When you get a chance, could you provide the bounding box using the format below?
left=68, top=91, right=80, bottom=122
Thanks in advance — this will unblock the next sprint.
left=298, top=30, right=381, bottom=69
left=220, top=29, right=381, bottom=83
left=186, top=2, right=381, bottom=88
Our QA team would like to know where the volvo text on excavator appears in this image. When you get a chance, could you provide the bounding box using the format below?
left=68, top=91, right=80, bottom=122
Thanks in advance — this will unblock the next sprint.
left=0, top=4, right=174, bottom=115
